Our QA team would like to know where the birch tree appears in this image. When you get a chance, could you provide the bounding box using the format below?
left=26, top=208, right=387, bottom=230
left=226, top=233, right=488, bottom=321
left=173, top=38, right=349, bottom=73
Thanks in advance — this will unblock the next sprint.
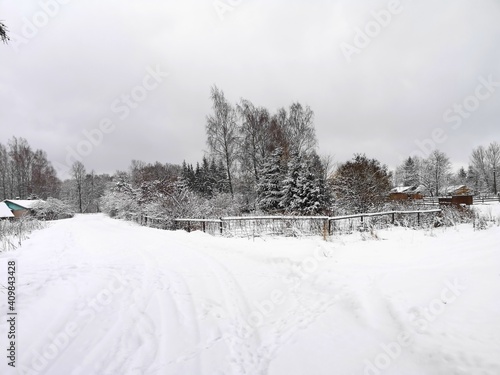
left=206, top=85, right=239, bottom=197
left=286, top=102, right=316, bottom=155
left=423, top=150, right=451, bottom=196
left=486, top=142, right=500, bottom=194
left=237, top=99, right=270, bottom=184
left=8, top=137, right=34, bottom=198
left=71, top=161, right=86, bottom=213
left=470, top=142, right=499, bottom=194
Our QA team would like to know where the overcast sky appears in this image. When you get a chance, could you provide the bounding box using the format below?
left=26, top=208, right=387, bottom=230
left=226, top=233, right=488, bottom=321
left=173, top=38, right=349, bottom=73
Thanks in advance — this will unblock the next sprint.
left=2, top=0, right=500, bottom=178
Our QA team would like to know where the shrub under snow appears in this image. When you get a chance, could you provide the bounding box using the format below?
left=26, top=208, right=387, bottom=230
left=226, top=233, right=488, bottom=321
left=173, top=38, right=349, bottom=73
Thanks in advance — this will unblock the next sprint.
left=32, top=198, right=75, bottom=220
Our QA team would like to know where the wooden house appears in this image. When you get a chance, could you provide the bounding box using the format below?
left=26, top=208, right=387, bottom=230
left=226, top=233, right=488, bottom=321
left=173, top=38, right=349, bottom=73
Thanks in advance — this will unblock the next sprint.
left=438, top=195, right=473, bottom=206
left=0, top=202, right=14, bottom=219
left=3, top=199, right=45, bottom=218
left=444, top=185, right=472, bottom=196
left=389, top=186, right=424, bottom=201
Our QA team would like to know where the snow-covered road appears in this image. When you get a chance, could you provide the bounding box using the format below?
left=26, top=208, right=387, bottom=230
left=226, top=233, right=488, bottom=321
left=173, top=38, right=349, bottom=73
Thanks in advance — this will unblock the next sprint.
left=1, top=213, right=500, bottom=375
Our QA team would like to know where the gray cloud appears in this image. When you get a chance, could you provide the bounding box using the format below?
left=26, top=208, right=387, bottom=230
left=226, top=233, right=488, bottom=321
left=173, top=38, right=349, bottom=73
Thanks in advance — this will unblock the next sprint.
left=2, top=0, right=500, bottom=178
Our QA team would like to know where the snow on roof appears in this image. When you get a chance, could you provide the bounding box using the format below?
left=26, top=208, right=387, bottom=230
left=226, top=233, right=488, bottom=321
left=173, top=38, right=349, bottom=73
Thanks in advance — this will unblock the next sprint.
left=445, top=185, right=467, bottom=193
left=391, top=186, right=413, bottom=193
left=413, top=185, right=427, bottom=193
left=0, top=202, right=14, bottom=218
left=390, top=186, right=421, bottom=194
left=4, top=199, right=45, bottom=209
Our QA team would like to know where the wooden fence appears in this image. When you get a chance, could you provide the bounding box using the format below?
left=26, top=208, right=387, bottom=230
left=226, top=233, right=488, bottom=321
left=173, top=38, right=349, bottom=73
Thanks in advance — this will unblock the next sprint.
left=473, top=196, right=500, bottom=204
left=174, top=209, right=442, bottom=237
left=124, top=212, right=170, bottom=229
left=418, top=196, right=500, bottom=206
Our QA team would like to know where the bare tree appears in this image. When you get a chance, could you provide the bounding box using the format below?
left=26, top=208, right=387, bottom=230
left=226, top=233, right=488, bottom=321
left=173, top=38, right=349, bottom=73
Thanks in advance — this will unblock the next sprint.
left=321, top=154, right=336, bottom=182
left=84, top=170, right=110, bottom=213
left=267, top=103, right=317, bottom=158
left=237, top=99, right=270, bottom=183
left=0, top=143, right=11, bottom=199
left=71, top=161, right=86, bottom=213
left=286, top=102, right=316, bottom=155
left=0, top=21, right=9, bottom=44
left=31, top=150, right=60, bottom=199
left=129, top=160, right=147, bottom=188
left=331, top=154, right=391, bottom=213
left=0, top=138, right=61, bottom=200
left=8, top=137, right=34, bottom=198
left=423, top=150, right=451, bottom=196
left=470, top=142, right=499, bottom=194
left=471, top=147, right=488, bottom=193
left=206, top=85, right=239, bottom=197
left=486, top=142, right=500, bottom=195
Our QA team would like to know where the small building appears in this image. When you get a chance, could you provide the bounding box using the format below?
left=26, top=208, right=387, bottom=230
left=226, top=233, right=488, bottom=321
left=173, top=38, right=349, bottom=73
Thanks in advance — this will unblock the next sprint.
left=0, top=202, right=14, bottom=219
left=389, top=185, right=424, bottom=201
left=444, top=185, right=472, bottom=196
left=439, top=195, right=473, bottom=206
left=3, top=199, right=45, bottom=218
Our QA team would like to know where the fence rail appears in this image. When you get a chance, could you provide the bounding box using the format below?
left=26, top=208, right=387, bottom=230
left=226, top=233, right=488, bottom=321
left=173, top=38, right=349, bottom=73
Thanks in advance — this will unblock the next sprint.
left=417, top=196, right=500, bottom=206
left=173, top=209, right=442, bottom=237
left=472, top=196, right=500, bottom=204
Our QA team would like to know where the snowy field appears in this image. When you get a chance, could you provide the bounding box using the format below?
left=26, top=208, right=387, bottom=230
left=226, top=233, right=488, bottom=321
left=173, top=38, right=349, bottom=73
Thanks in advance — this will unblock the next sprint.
left=1, top=206, right=500, bottom=375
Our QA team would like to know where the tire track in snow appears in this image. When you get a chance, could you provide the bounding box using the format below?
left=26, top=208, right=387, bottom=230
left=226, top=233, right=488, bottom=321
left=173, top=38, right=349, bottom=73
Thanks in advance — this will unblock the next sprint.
left=159, top=237, right=263, bottom=375
left=71, top=240, right=203, bottom=375
left=143, top=267, right=202, bottom=375
left=13, top=217, right=178, bottom=375
left=86, top=257, right=160, bottom=375
left=254, top=277, right=340, bottom=372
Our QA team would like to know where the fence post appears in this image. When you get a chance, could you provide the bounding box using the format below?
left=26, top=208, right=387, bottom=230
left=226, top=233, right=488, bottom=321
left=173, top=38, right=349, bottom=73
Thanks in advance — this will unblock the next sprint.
left=202, top=221, right=206, bottom=233
left=417, top=212, right=420, bottom=226
left=219, top=218, right=223, bottom=235
left=187, top=221, right=191, bottom=233
left=328, top=219, right=332, bottom=236
left=391, top=212, right=395, bottom=225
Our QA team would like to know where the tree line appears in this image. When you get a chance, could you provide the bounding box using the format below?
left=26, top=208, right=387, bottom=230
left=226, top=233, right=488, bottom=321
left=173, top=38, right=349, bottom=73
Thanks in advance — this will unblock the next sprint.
left=394, top=142, right=500, bottom=196
left=202, top=85, right=330, bottom=214
left=2, top=85, right=499, bottom=221
left=0, top=137, right=60, bottom=200
left=0, top=137, right=111, bottom=216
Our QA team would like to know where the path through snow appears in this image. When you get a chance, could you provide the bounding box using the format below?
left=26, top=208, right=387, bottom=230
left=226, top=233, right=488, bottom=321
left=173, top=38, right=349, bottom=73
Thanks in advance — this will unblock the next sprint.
left=1, top=213, right=499, bottom=375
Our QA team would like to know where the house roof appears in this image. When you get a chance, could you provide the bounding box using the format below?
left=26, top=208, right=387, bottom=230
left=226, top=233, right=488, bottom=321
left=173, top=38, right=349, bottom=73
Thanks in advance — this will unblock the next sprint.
left=0, top=202, right=14, bottom=218
left=445, top=185, right=467, bottom=193
left=390, top=186, right=414, bottom=193
left=413, top=185, right=427, bottom=194
left=3, top=199, right=45, bottom=210
left=390, top=185, right=427, bottom=194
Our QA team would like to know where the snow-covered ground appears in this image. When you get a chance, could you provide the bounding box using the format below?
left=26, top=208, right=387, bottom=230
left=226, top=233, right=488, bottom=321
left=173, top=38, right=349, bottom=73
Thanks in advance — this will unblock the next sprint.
left=1, top=206, right=500, bottom=375
left=472, top=201, right=500, bottom=222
